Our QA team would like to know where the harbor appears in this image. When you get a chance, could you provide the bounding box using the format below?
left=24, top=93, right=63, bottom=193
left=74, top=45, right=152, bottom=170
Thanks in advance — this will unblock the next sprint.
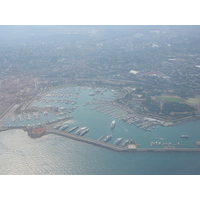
left=1, top=86, right=200, bottom=152
left=0, top=86, right=178, bottom=132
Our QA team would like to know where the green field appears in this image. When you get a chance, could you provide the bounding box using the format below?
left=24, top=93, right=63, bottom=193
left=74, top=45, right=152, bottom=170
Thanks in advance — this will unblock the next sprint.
left=155, top=96, right=186, bottom=103
left=186, top=98, right=199, bottom=105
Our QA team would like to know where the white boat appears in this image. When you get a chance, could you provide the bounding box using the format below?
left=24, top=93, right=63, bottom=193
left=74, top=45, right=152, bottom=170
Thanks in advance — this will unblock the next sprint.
left=114, top=138, right=122, bottom=145
left=54, top=124, right=62, bottom=129
left=181, top=135, right=189, bottom=138
left=75, top=127, right=87, bottom=135
left=122, top=140, right=129, bottom=147
left=110, top=120, right=116, bottom=129
left=103, top=134, right=112, bottom=142
left=80, top=128, right=89, bottom=136
left=68, top=126, right=78, bottom=133
left=60, top=125, right=68, bottom=131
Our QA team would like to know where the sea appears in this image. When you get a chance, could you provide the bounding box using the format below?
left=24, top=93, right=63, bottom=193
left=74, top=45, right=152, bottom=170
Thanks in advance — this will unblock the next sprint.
left=0, top=86, right=200, bottom=175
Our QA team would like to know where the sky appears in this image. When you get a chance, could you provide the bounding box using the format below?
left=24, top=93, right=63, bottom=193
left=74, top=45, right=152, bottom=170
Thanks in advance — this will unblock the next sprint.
left=0, top=0, right=199, bottom=25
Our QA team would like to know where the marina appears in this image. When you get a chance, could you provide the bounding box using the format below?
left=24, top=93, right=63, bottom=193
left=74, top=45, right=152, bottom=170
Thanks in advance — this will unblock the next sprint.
left=1, top=86, right=200, bottom=152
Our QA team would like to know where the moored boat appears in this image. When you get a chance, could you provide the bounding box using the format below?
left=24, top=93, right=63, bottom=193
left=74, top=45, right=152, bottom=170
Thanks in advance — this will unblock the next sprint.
left=114, top=138, right=122, bottom=145
left=54, top=124, right=62, bottom=129
left=80, top=128, right=89, bottom=136
left=122, top=140, right=129, bottom=147
left=103, top=134, right=112, bottom=142
left=110, top=120, right=116, bottom=129
left=60, top=125, right=68, bottom=131
left=181, top=135, right=189, bottom=138
left=75, top=127, right=87, bottom=135
left=68, top=126, right=78, bottom=133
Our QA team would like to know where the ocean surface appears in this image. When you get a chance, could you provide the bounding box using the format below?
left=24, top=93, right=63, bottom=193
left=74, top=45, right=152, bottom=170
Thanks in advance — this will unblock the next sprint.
left=1, top=128, right=200, bottom=175
left=1, top=86, right=200, bottom=175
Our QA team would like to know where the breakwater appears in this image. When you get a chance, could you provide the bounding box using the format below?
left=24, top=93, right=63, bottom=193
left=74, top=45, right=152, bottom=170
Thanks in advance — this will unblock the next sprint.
left=1, top=126, right=200, bottom=153
left=46, top=126, right=200, bottom=153
left=47, top=130, right=124, bottom=152
left=135, top=148, right=200, bottom=152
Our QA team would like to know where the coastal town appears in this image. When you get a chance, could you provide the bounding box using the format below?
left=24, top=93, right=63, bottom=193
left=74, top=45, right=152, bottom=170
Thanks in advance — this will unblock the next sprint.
left=0, top=26, right=200, bottom=151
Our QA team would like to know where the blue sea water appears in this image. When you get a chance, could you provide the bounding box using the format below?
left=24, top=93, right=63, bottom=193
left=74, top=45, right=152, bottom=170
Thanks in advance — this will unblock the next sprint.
left=1, top=86, right=200, bottom=175
left=0, top=128, right=200, bottom=175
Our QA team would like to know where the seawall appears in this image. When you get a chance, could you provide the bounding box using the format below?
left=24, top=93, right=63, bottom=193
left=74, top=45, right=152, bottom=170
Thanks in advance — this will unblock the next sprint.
left=48, top=130, right=124, bottom=152
left=1, top=125, right=200, bottom=153
left=47, top=127, right=200, bottom=153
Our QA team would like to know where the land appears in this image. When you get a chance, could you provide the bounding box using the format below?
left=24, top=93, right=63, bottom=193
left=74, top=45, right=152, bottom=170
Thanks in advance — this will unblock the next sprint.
left=0, top=25, right=200, bottom=131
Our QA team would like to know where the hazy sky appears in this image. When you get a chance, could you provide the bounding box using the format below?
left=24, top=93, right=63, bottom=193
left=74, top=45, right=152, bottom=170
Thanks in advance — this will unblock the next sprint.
left=0, top=1, right=199, bottom=25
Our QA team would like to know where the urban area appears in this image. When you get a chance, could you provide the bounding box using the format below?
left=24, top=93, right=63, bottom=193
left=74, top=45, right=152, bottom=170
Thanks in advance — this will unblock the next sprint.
left=0, top=26, right=200, bottom=151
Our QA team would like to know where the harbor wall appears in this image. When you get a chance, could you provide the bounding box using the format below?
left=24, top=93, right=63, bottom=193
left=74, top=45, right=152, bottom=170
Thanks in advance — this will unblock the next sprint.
left=135, top=148, right=200, bottom=152
left=46, top=128, right=200, bottom=153
left=48, top=130, right=124, bottom=152
left=1, top=126, right=200, bottom=153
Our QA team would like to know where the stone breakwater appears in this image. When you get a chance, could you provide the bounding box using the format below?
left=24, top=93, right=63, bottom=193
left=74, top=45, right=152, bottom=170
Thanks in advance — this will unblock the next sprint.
left=47, top=130, right=125, bottom=152
left=1, top=126, right=200, bottom=152
left=46, top=126, right=200, bottom=153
